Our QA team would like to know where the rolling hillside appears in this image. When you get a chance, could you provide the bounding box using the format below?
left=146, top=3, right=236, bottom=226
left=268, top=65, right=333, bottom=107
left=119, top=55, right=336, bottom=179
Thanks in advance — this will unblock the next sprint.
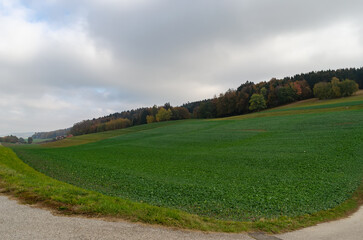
left=10, top=91, right=363, bottom=222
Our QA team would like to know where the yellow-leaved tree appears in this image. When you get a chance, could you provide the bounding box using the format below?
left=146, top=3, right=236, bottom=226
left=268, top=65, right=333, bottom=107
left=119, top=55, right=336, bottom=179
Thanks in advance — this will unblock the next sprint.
left=156, top=107, right=172, bottom=122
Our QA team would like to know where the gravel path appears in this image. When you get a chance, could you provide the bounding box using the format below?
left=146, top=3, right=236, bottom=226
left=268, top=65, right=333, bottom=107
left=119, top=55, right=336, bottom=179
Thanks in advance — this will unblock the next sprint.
left=0, top=194, right=362, bottom=240
left=278, top=206, right=363, bottom=240
left=0, top=195, right=253, bottom=240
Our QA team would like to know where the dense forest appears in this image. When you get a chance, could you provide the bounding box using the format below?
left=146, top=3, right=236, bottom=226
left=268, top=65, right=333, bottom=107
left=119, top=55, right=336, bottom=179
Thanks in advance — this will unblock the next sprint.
left=30, top=67, right=363, bottom=138
left=70, top=105, right=191, bottom=136
left=183, top=67, right=362, bottom=118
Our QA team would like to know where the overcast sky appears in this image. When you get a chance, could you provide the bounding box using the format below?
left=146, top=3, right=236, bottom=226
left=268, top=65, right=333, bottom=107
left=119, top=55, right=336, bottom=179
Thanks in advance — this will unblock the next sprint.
left=1, top=0, right=363, bottom=135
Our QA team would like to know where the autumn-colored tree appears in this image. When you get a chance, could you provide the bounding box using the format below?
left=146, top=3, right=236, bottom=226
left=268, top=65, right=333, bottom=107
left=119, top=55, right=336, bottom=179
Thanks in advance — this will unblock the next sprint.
left=291, top=81, right=302, bottom=96
left=235, top=91, right=249, bottom=114
left=156, top=107, right=172, bottom=122
left=105, top=118, right=131, bottom=131
left=214, top=89, right=240, bottom=117
left=298, top=80, right=313, bottom=99
left=249, top=94, right=267, bottom=111
left=171, top=107, right=191, bottom=120
left=146, top=115, right=155, bottom=124
left=331, top=77, right=341, bottom=98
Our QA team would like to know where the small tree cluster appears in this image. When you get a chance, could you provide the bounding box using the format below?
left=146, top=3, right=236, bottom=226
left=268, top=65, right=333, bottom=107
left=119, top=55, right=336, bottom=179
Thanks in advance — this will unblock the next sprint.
left=313, top=78, right=359, bottom=99
left=249, top=94, right=267, bottom=112
left=0, top=135, right=32, bottom=144
left=71, top=118, right=131, bottom=135
left=146, top=115, right=155, bottom=124
left=146, top=105, right=190, bottom=124
left=0, top=135, right=19, bottom=143
left=96, top=118, right=132, bottom=132
left=156, top=108, right=172, bottom=122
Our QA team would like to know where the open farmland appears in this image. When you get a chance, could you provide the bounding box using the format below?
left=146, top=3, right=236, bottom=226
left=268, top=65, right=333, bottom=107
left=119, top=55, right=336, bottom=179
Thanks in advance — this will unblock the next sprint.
left=11, top=94, right=363, bottom=222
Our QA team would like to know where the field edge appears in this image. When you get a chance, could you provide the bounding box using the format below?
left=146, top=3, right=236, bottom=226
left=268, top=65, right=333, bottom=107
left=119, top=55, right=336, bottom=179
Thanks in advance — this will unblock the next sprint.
left=0, top=145, right=362, bottom=234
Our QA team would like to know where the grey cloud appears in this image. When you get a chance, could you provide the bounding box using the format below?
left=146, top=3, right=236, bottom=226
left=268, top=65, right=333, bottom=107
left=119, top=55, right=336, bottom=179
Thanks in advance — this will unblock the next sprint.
left=1, top=0, right=363, bottom=134
left=85, top=0, right=363, bottom=61
left=82, top=0, right=363, bottom=89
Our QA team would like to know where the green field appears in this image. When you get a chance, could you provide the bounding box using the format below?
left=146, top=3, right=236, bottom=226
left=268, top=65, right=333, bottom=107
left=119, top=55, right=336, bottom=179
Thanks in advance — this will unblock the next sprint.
left=32, top=138, right=53, bottom=144
left=10, top=93, right=363, bottom=222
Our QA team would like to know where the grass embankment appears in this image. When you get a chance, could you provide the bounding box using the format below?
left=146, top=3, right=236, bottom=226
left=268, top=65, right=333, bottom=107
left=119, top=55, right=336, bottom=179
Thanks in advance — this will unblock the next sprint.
left=1, top=92, right=363, bottom=232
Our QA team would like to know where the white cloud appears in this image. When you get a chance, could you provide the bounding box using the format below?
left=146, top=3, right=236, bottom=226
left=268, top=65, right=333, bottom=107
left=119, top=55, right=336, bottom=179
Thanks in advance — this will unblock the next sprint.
left=0, top=2, right=43, bottom=62
left=24, top=94, right=74, bottom=110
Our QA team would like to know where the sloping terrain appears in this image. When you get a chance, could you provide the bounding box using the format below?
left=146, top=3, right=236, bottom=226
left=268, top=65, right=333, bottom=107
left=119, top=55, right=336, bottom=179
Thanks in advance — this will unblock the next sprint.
left=11, top=93, right=363, bottom=222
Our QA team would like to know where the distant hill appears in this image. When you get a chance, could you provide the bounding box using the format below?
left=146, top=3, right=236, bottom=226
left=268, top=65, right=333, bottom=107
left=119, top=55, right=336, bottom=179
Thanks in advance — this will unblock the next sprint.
left=0, top=132, right=34, bottom=138
left=32, top=128, right=71, bottom=139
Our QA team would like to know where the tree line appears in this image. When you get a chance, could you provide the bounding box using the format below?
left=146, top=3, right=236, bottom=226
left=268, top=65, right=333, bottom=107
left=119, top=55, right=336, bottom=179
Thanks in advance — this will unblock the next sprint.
left=0, top=135, right=33, bottom=144
left=35, top=67, right=362, bottom=137
left=185, top=79, right=312, bottom=118
left=70, top=105, right=191, bottom=136
left=184, top=67, right=362, bottom=118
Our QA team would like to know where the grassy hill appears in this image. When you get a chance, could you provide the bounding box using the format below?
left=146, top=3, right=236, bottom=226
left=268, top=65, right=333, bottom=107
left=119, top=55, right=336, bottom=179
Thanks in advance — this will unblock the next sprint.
left=2, top=91, right=362, bottom=232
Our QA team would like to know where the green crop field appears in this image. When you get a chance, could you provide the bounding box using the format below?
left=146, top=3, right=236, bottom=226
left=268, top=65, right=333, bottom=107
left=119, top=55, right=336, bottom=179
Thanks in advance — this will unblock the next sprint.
left=32, top=138, right=53, bottom=144
left=10, top=92, right=363, bottom=222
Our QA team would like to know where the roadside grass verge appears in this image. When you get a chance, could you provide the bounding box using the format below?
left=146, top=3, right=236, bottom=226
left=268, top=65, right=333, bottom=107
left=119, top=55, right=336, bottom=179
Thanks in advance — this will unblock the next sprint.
left=0, top=145, right=362, bottom=233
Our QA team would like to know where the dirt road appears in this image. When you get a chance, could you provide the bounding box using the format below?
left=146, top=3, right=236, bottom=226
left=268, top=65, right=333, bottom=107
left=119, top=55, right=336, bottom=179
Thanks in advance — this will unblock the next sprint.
left=278, top=206, right=363, bottom=240
left=0, top=195, right=362, bottom=240
left=0, top=195, right=253, bottom=240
